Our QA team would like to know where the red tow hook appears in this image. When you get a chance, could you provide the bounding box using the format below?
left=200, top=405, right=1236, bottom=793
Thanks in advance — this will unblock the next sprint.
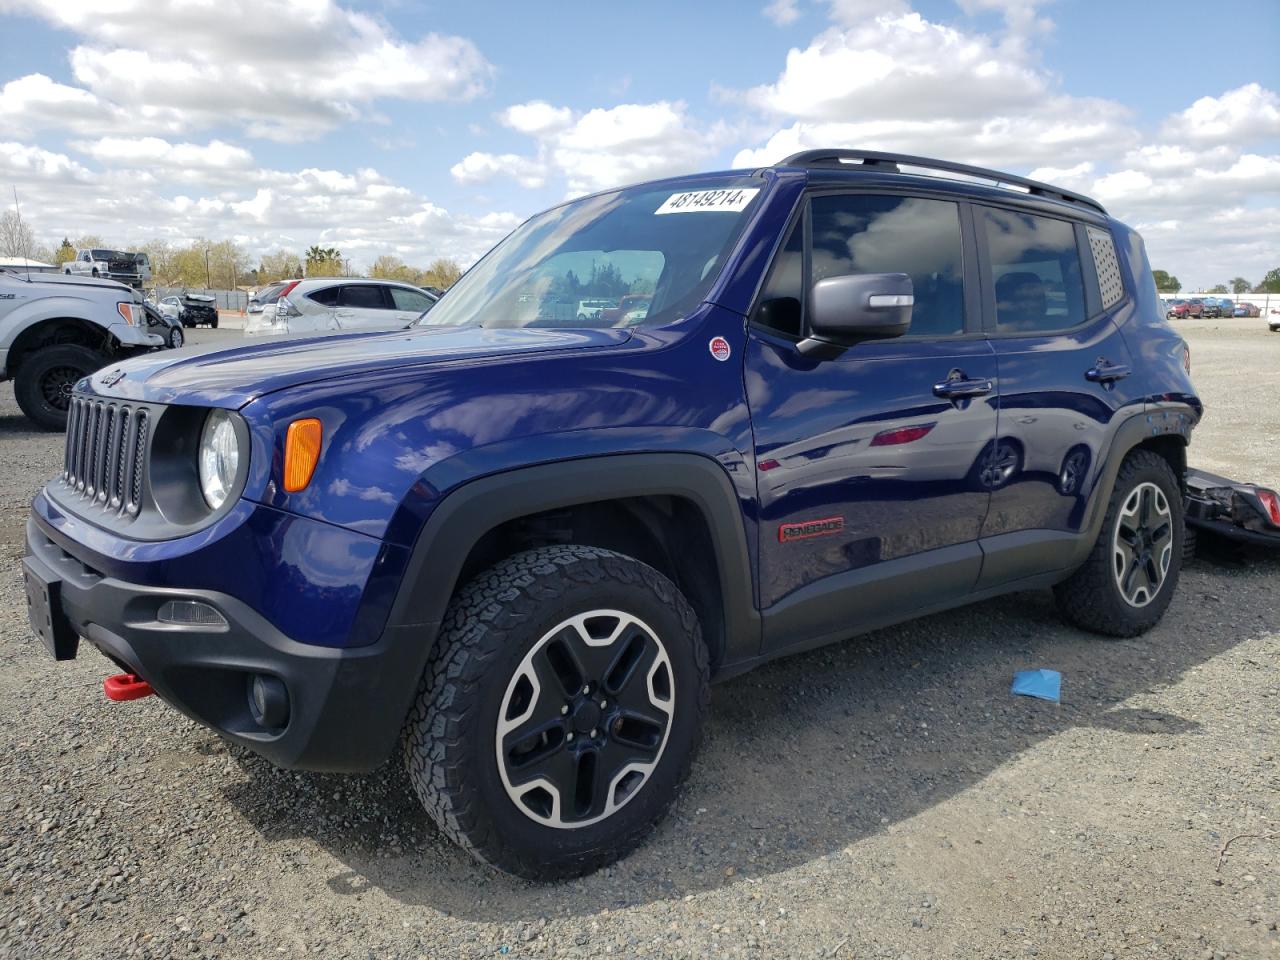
left=103, top=673, right=154, bottom=702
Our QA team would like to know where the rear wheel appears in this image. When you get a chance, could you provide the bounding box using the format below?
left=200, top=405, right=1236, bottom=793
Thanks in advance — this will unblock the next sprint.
left=1054, top=450, right=1183, bottom=637
left=14, top=345, right=107, bottom=431
left=402, top=545, right=709, bottom=880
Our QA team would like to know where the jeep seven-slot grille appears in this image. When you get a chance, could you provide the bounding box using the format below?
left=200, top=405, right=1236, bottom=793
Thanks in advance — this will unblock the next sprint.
left=62, top=397, right=147, bottom=516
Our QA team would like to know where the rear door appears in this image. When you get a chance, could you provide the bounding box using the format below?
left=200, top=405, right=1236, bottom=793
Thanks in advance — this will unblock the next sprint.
left=336, top=283, right=395, bottom=329
left=975, top=205, right=1145, bottom=586
left=746, top=190, right=999, bottom=652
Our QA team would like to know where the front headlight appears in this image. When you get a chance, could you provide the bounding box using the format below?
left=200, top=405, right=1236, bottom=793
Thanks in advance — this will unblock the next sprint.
left=198, top=410, right=240, bottom=509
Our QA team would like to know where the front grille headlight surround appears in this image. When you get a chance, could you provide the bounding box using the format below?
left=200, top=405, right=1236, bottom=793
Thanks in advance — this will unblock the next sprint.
left=148, top=405, right=251, bottom=527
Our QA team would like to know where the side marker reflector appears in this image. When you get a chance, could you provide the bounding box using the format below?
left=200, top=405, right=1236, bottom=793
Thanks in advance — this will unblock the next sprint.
left=283, top=418, right=323, bottom=493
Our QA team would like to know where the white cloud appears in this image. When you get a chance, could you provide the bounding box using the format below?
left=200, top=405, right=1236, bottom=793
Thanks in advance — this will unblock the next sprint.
left=500, top=101, right=574, bottom=137
left=1161, top=83, right=1280, bottom=144
left=763, top=0, right=801, bottom=26
left=0, top=141, right=517, bottom=270
left=457, top=100, right=733, bottom=195
left=1, top=0, right=493, bottom=140
left=72, top=137, right=254, bottom=173
left=450, top=152, right=548, bottom=189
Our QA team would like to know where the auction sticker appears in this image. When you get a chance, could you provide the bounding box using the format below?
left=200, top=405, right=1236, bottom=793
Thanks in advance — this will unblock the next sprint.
left=656, top=188, right=759, bottom=215
left=709, top=336, right=732, bottom=361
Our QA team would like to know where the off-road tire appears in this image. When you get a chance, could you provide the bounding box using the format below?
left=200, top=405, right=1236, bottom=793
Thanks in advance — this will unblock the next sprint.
left=1053, top=449, right=1183, bottom=637
left=14, top=344, right=107, bottom=431
left=402, top=545, right=710, bottom=880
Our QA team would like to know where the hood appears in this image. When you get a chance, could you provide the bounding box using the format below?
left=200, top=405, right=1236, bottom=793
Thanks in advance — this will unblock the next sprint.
left=80, top=325, right=633, bottom=407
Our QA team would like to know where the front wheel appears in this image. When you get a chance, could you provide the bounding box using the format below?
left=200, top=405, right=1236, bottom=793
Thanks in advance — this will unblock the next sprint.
left=168, top=326, right=184, bottom=348
left=402, top=545, right=709, bottom=880
left=13, top=344, right=108, bottom=431
left=1053, top=449, right=1183, bottom=637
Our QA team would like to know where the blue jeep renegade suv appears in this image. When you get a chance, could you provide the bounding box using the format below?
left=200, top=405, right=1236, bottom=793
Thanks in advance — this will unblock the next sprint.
left=24, top=150, right=1200, bottom=879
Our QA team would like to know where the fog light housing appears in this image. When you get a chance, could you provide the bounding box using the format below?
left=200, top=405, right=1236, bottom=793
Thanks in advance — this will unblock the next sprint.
left=157, top=599, right=227, bottom=628
left=248, top=674, right=290, bottom=730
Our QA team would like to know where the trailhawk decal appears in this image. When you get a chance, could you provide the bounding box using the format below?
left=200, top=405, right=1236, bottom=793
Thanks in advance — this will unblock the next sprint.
left=708, top=336, right=732, bottom=361
left=778, top=516, right=845, bottom=543
left=655, top=188, right=760, bottom=215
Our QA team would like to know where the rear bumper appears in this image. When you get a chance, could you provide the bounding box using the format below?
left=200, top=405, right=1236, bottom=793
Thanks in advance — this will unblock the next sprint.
left=26, top=516, right=435, bottom=772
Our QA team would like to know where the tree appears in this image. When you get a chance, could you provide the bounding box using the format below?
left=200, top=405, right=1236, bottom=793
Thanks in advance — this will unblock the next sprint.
left=54, top=238, right=75, bottom=266
left=1206, top=283, right=1228, bottom=294
left=370, top=254, right=419, bottom=283
left=305, top=245, right=342, bottom=278
left=1231, top=276, right=1251, bottom=294
left=1257, top=268, right=1280, bottom=294
left=256, top=249, right=303, bottom=285
left=422, top=257, right=463, bottom=290
left=1152, top=270, right=1180, bottom=293
left=0, top=210, right=35, bottom=258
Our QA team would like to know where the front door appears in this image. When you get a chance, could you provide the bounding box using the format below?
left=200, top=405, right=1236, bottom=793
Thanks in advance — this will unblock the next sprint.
left=746, top=191, right=998, bottom=652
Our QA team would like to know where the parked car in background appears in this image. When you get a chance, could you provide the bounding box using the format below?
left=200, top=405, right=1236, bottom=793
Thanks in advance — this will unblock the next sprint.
left=243, top=278, right=437, bottom=336
left=63, top=249, right=151, bottom=289
left=1212, top=297, right=1233, bottom=317
left=158, top=294, right=219, bottom=328
left=1232, top=301, right=1260, bottom=318
left=1184, top=298, right=1206, bottom=318
left=140, top=299, right=185, bottom=348
left=1166, top=299, right=1189, bottom=318
left=1270, top=311, right=1280, bottom=332
left=0, top=271, right=163, bottom=428
left=247, top=281, right=294, bottom=315
left=600, top=293, right=654, bottom=325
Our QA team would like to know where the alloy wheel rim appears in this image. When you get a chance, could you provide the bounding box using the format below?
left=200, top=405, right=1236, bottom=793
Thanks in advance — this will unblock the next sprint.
left=41, top=366, right=82, bottom=410
left=981, top=443, right=1018, bottom=488
left=1111, top=481, right=1173, bottom=608
left=495, top=609, right=674, bottom=829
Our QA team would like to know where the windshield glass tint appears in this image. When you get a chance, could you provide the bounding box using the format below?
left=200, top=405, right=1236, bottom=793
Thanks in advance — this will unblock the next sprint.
left=420, top=178, right=763, bottom=329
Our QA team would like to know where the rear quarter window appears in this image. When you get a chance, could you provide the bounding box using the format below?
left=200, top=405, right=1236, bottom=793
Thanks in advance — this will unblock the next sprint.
left=1086, top=226, right=1126, bottom=310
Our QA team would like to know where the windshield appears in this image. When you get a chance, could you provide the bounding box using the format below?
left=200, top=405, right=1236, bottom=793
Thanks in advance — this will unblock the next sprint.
left=419, top=177, right=763, bottom=329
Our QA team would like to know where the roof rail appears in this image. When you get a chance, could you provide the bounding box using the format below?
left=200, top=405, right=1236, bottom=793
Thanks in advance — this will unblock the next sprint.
left=780, top=148, right=1106, bottom=216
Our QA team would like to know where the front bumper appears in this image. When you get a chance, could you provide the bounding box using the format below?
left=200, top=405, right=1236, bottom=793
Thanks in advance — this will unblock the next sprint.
left=108, top=321, right=165, bottom=348
left=25, top=516, right=434, bottom=772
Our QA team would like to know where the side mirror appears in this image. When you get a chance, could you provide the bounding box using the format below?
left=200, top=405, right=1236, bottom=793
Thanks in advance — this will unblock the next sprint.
left=801, top=273, right=913, bottom=356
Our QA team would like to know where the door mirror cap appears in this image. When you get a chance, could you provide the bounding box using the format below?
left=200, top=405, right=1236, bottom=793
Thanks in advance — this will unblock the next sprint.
left=801, top=273, right=914, bottom=356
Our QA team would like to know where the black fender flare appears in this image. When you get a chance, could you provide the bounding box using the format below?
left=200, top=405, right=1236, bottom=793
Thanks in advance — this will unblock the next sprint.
left=1065, top=404, right=1194, bottom=569
left=385, top=452, right=761, bottom=668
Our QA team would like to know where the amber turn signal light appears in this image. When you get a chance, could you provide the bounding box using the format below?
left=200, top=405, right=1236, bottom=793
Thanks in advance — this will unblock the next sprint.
left=283, top=418, right=322, bottom=492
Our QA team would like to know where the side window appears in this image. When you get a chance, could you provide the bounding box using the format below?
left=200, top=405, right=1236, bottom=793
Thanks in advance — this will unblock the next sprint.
left=981, top=208, right=1087, bottom=333
left=1086, top=225, right=1125, bottom=310
left=307, top=286, right=340, bottom=307
left=389, top=287, right=434, bottom=312
left=340, top=285, right=387, bottom=309
left=810, top=194, right=966, bottom=337
left=752, top=216, right=803, bottom=337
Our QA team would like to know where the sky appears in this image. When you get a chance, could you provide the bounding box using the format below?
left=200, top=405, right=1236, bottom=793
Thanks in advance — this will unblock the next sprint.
left=0, top=0, right=1277, bottom=290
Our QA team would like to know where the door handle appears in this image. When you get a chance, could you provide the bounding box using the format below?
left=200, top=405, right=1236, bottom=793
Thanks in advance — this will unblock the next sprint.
left=933, top=377, right=993, bottom=400
left=1085, top=360, right=1131, bottom=384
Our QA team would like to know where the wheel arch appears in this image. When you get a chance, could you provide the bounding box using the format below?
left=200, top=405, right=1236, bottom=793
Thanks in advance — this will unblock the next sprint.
left=5, top=316, right=113, bottom=376
left=386, top=453, right=760, bottom=675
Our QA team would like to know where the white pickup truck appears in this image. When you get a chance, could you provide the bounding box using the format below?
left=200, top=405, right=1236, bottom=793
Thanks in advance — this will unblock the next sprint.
left=0, top=271, right=165, bottom=429
left=62, top=248, right=151, bottom=289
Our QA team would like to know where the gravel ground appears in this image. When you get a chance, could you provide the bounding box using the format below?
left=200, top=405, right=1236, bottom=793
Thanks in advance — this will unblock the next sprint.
left=0, top=321, right=1276, bottom=960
